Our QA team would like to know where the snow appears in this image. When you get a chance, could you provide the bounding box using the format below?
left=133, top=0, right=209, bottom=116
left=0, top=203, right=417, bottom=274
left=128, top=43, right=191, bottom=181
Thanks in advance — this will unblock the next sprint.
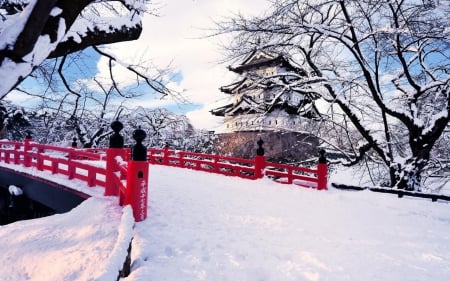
left=8, top=184, right=23, bottom=196
left=127, top=166, right=450, bottom=281
left=0, top=197, right=132, bottom=281
left=1, top=164, right=450, bottom=280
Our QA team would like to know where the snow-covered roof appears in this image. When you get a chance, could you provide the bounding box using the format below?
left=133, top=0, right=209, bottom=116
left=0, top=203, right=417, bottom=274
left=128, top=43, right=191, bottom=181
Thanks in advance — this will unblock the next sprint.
left=226, top=95, right=261, bottom=116
left=210, top=103, right=233, bottom=116
left=228, top=50, right=303, bottom=74
left=219, top=77, right=259, bottom=94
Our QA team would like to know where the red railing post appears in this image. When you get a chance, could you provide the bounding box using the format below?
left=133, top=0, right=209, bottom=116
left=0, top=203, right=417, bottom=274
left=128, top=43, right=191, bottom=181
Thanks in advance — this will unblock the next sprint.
left=36, top=147, right=44, bottom=171
left=254, top=138, right=266, bottom=179
left=52, top=160, right=58, bottom=174
left=4, top=148, right=9, bottom=163
left=179, top=151, right=184, bottom=168
left=68, top=148, right=75, bottom=179
left=163, top=144, right=169, bottom=165
left=87, top=169, right=96, bottom=187
left=317, top=149, right=328, bottom=190
left=255, top=155, right=266, bottom=178
left=105, top=120, right=125, bottom=196
left=214, top=155, right=219, bottom=173
left=126, top=127, right=149, bottom=222
left=23, top=132, right=32, bottom=167
left=105, top=148, right=124, bottom=195
left=287, top=167, right=293, bottom=184
left=14, top=143, right=20, bottom=165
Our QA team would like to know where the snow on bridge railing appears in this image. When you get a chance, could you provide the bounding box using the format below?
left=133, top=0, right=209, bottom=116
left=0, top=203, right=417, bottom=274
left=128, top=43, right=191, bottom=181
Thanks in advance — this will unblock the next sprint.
left=148, top=147, right=258, bottom=179
left=0, top=139, right=108, bottom=188
left=265, top=161, right=326, bottom=189
left=147, top=142, right=328, bottom=190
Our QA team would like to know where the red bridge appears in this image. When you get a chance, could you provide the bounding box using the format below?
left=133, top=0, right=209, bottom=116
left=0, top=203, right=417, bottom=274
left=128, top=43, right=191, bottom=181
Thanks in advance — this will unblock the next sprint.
left=0, top=124, right=327, bottom=222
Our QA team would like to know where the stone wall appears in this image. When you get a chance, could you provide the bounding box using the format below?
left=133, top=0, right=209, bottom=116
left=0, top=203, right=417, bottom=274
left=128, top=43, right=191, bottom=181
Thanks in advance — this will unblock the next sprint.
left=214, top=131, right=319, bottom=162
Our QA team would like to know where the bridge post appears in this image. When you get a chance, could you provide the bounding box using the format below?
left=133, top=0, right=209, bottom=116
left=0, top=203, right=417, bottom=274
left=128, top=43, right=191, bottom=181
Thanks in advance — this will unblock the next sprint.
left=36, top=145, right=44, bottom=171
left=14, top=143, right=20, bottom=164
left=71, top=137, right=78, bottom=148
left=67, top=138, right=78, bottom=179
left=213, top=154, right=219, bottom=173
left=68, top=148, right=75, bottom=180
left=254, top=138, right=266, bottom=179
left=105, top=120, right=125, bottom=196
left=317, top=149, right=328, bottom=190
left=126, top=126, right=149, bottom=222
left=163, top=144, right=169, bottom=165
left=23, top=131, right=32, bottom=167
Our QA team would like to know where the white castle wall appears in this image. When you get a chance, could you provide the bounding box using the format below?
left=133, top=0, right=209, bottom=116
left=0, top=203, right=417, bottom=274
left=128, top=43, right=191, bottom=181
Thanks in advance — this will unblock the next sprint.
left=218, top=111, right=313, bottom=134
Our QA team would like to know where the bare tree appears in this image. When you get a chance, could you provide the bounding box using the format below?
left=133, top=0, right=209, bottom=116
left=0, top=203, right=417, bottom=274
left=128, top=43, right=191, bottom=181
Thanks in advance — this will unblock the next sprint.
left=215, top=0, right=450, bottom=190
left=0, top=0, right=174, bottom=100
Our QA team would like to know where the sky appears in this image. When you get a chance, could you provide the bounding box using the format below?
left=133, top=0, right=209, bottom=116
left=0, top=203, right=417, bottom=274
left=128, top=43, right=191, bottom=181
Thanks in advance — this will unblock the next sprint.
left=100, top=0, right=272, bottom=130
left=4, top=0, right=271, bottom=131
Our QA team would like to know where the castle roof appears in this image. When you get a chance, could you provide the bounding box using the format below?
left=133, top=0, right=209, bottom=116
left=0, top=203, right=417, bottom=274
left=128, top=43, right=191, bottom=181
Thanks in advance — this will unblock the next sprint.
left=228, top=50, right=303, bottom=75
left=210, top=103, right=232, bottom=117
left=210, top=95, right=262, bottom=117
left=219, top=77, right=262, bottom=94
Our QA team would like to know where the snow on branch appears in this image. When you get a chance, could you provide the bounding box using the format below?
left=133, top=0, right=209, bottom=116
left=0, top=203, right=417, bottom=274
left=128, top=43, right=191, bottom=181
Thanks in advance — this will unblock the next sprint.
left=0, top=0, right=149, bottom=98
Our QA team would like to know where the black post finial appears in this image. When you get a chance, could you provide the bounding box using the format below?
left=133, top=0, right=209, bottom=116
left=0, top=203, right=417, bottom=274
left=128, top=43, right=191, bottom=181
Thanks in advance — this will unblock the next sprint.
left=71, top=137, right=77, bottom=148
left=318, top=149, right=326, bottom=164
left=132, top=126, right=147, bottom=161
left=256, top=137, right=265, bottom=156
left=110, top=120, right=124, bottom=148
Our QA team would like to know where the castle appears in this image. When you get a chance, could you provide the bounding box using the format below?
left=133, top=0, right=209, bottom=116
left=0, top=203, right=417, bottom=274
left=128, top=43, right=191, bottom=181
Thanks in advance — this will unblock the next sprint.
left=211, top=50, right=321, bottom=161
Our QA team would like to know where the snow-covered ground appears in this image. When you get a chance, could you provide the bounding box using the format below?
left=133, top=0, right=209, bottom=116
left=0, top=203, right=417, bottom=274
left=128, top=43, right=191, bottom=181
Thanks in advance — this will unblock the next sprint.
left=0, top=197, right=133, bottom=281
left=1, top=164, right=450, bottom=280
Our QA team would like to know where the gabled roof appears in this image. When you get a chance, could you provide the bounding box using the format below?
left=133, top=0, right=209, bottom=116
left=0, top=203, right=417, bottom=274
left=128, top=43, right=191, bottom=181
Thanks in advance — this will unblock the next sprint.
left=226, top=95, right=262, bottom=116
left=219, top=79, right=247, bottom=94
left=210, top=103, right=233, bottom=116
left=241, top=50, right=277, bottom=65
left=219, top=77, right=263, bottom=94
left=228, top=50, right=303, bottom=74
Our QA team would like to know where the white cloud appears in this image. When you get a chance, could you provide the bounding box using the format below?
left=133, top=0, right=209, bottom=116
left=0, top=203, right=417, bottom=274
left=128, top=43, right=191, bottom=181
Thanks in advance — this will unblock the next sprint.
left=98, top=0, right=271, bottom=130
left=4, top=89, right=41, bottom=107
left=186, top=107, right=223, bottom=131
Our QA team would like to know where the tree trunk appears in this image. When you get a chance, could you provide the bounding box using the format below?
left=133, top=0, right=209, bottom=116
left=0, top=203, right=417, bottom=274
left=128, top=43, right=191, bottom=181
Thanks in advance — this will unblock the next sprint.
left=390, top=150, right=430, bottom=191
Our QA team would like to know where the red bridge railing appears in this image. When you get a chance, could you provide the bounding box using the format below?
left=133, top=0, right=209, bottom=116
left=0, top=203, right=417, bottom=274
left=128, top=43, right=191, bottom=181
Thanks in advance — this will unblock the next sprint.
left=0, top=134, right=328, bottom=221
left=0, top=139, right=108, bottom=187
left=147, top=146, right=328, bottom=190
